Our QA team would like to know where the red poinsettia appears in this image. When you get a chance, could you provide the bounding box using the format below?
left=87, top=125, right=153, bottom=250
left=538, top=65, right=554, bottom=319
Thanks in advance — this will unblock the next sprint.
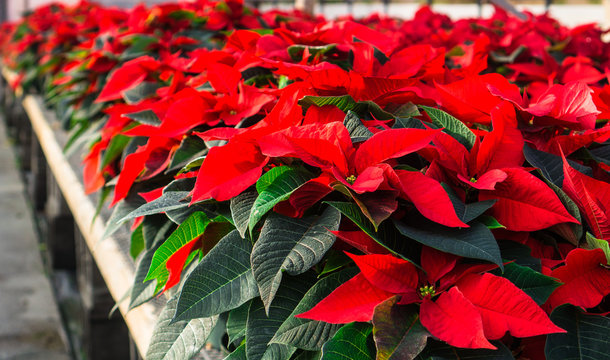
left=298, top=248, right=565, bottom=349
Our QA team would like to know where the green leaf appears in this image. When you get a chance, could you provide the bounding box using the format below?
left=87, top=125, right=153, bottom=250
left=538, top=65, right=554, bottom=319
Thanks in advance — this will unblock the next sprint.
left=415, top=340, right=514, bottom=360
left=129, top=223, right=145, bottom=260
left=294, top=351, right=322, bottom=360
left=392, top=117, right=425, bottom=130
left=121, top=178, right=195, bottom=221
left=145, top=211, right=210, bottom=282
left=501, top=262, right=561, bottom=305
left=287, top=44, right=338, bottom=61
left=124, top=109, right=161, bottom=126
left=165, top=203, right=212, bottom=225
left=419, top=106, right=476, bottom=150
left=585, top=233, right=610, bottom=263
left=166, top=136, right=207, bottom=173
left=122, top=81, right=160, bottom=105
left=442, top=184, right=496, bottom=223
left=524, top=144, right=592, bottom=187
left=325, top=201, right=413, bottom=260
left=129, top=239, right=161, bottom=310
left=319, top=251, right=352, bottom=276
left=546, top=180, right=583, bottom=246
left=231, top=188, right=257, bottom=238
left=271, top=268, right=358, bottom=351
left=101, top=134, right=130, bottom=169
left=252, top=207, right=341, bottom=312
left=129, top=218, right=175, bottom=310
left=373, top=299, right=429, bottom=360
left=146, top=296, right=218, bottom=360
left=227, top=301, right=250, bottom=345
left=394, top=218, right=503, bottom=270
left=174, top=231, right=259, bottom=321
left=321, top=322, right=375, bottom=360
left=225, top=344, right=247, bottom=360
left=143, top=215, right=177, bottom=250
left=479, top=215, right=505, bottom=229
left=249, top=166, right=313, bottom=234
left=299, top=95, right=356, bottom=114
left=246, top=275, right=314, bottom=360
left=498, top=240, right=541, bottom=271
left=102, top=193, right=146, bottom=239
left=546, top=304, right=610, bottom=360
left=325, top=201, right=377, bottom=242
left=343, top=110, right=373, bottom=143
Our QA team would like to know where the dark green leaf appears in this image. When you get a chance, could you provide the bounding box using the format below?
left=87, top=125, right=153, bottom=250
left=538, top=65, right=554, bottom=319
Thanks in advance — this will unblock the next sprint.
left=130, top=223, right=145, bottom=260
left=146, top=296, right=218, bottom=360
left=420, top=106, right=476, bottom=150
left=246, top=275, right=314, bottom=360
left=225, top=344, right=247, bottom=360
left=174, top=231, right=259, bottom=321
left=498, top=240, right=541, bottom=271
left=546, top=305, right=610, bottom=360
left=319, top=251, right=352, bottom=276
left=166, top=203, right=212, bottom=225
left=394, top=219, right=503, bottom=269
left=129, top=218, right=175, bottom=309
left=373, top=299, right=429, bottom=360
left=129, top=238, right=161, bottom=310
left=326, top=201, right=415, bottom=260
left=122, top=81, right=160, bottom=105
left=102, top=193, right=146, bottom=239
left=231, top=188, right=257, bottom=238
left=124, top=109, right=161, bottom=126
left=392, top=117, right=425, bottom=129
left=321, top=322, right=375, bottom=360
left=501, top=262, right=561, bottom=305
left=101, top=134, right=130, bottom=169
left=119, top=35, right=158, bottom=61
left=415, top=340, right=514, bottom=360
left=294, top=351, right=322, bottom=360
left=442, top=184, right=496, bottom=223
left=227, top=301, right=250, bottom=345
left=121, top=178, right=195, bottom=221
left=166, top=136, right=207, bottom=173
left=143, top=215, right=176, bottom=250
left=524, top=144, right=592, bottom=186
left=252, top=207, right=340, bottom=312
left=344, top=110, right=373, bottom=143
left=271, top=268, right=358, bottom=351
left=249, top=166, right=313, bottom=234
left=325, top=201, right=377, bottom=241
left=546, top=180, right=583, bottom=246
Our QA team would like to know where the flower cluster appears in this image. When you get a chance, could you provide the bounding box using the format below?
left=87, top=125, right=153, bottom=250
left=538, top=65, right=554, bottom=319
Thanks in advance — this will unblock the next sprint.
left=2, top=1, right=610, bottom=359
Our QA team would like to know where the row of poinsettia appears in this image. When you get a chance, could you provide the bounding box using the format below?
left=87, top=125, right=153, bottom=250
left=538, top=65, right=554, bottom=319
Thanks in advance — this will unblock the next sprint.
left=2, top=1, right=610, bottom=359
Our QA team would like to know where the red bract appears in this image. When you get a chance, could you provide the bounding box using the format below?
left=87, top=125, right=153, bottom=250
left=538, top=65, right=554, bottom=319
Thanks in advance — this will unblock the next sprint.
left=95, top=56, right=160, bottom=103
left=5, top=1, right=610, bottom=358
left=547, top=248, right=610, bottom=309
left=192, top=140, right=269, bottom=202
left=298, top=250, right=563, bottom=349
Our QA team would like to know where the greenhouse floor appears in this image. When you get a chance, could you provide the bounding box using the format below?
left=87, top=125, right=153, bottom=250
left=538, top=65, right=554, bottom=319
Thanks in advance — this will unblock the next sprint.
left=0, top=119, right=70, bottom=360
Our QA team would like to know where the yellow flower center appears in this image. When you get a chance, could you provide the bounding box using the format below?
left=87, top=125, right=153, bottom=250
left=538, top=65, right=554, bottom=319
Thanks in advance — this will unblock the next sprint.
left=346, top=175, right=357, bottom=185
left=419, top=285, right=436, bottom=297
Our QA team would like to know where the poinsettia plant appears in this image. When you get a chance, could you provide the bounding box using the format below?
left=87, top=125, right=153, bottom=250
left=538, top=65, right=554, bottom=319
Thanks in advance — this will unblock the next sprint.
left=2, top=1, right=610, bottom=359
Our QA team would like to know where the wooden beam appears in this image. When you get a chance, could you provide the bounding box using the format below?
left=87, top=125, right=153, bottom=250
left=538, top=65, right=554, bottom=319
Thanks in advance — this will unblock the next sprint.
left=21, top=95, right=158, bottom=356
